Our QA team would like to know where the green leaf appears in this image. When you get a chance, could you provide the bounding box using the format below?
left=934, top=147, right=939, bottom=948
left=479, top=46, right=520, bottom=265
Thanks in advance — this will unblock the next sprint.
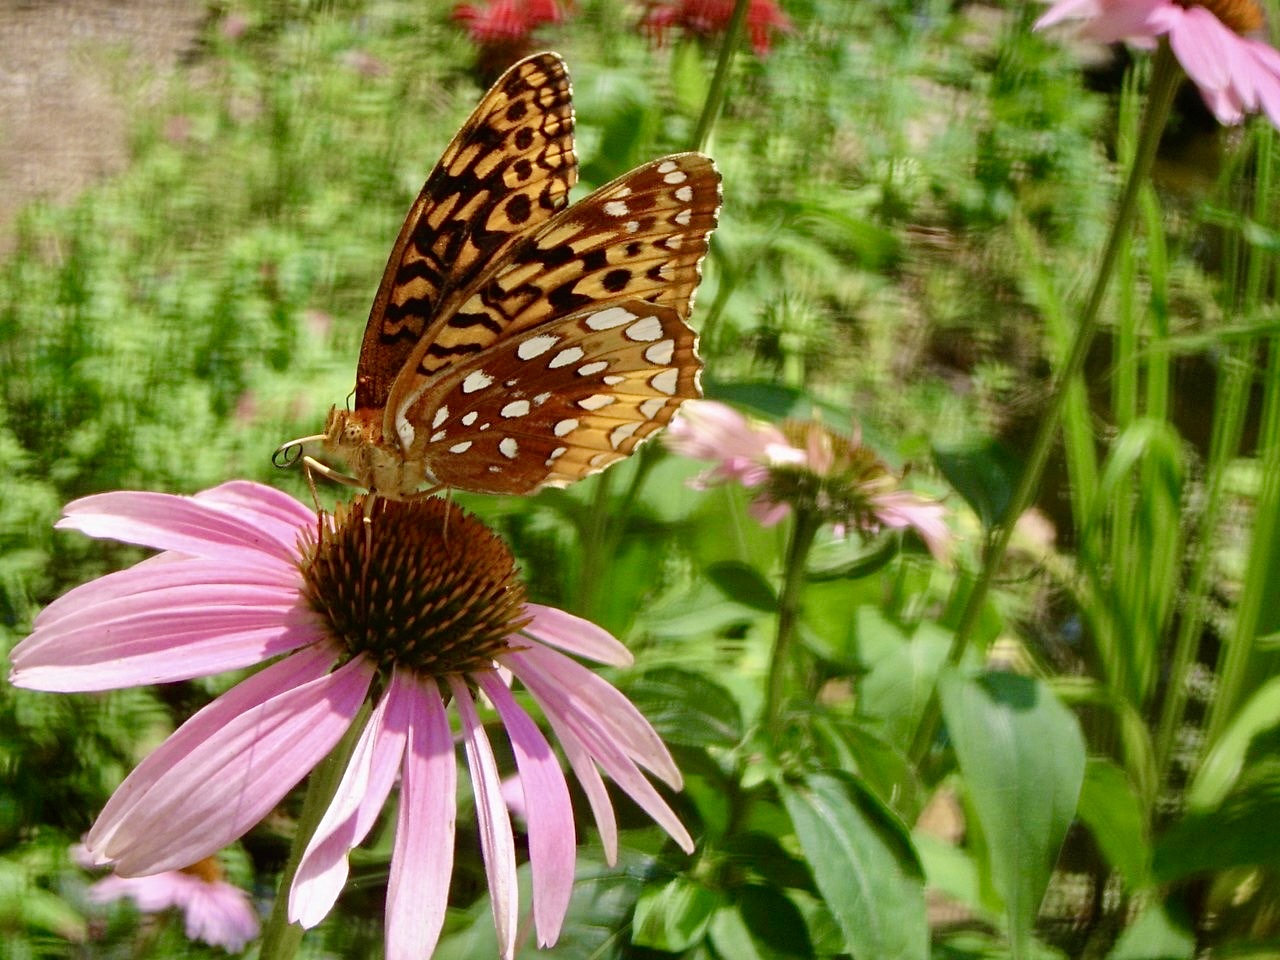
left=938, top=669, right=1086, bottom=959
left=933, top=438, right=1020, bottom=530
left=1187, top=673, right=1280, bottom=809
left=1105, top=899, right=1194, bottom=960
left=1076, top=758, right=1151, bottom=889
left=781, top=771, right=927, bottom=960
left=1153, top=772, right=1280, bottom=882
left=631, top=876, right=724, bottom=951
left=624, top=667, right=744, bottom=748
left=706, top=560, right=779, bottom=611
left=708, top=887, right=815, bottom=960
left=860, top=620, right=952, bottom=750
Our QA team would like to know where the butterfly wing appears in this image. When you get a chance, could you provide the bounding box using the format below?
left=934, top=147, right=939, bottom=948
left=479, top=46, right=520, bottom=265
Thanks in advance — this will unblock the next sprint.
left=403, top=301, right=701, bottom=495
left=383, top=152, right=721, bottom=449
left=353, top=52, right=577, bottom=411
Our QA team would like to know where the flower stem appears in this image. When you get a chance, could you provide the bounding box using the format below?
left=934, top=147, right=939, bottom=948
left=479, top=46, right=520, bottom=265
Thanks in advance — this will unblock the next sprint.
left=259, top=697, right=372, bottom=960
left=908, top=41, right=1182, bottom=765
left=764, top=508, right=821, bottom=732
left=690, top=0, right=751, bottom=153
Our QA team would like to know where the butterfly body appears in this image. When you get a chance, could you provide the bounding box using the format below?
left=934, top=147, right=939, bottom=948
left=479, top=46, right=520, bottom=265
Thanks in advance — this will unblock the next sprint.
left=300, top=52, right=720, bottom=499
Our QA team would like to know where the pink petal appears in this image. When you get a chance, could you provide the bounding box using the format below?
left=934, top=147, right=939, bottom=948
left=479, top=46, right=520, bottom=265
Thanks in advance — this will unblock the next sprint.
left=386, top=676, right=456, bottom=960
left=1033, top=0, right=1102, bottom=30
left=35, top=556, right=298, bottom=628
left=1168, top=7, right=1233, bottom=95
left=506, top=645, right=681, bottom=786
left=85, top=644, right=336, bottom=864
left=450, top=675, right=518, bottom=960
left=59, top=491, right=302, bottom=565
left=506, top=650, right=693, bottom=853
left=11, top=582, right=319, bottom=692
left=89, top=654, right=373, bottom=875
left=520, top=605, right=632, bottom=666
left=290, top=672, right=410, bottom=928
left=479, top=672, right=575, bottom=948
left=179, top=879, right=261, bottom=951
left=559, top=735, right=619, bottom=864
left=194, top=481, right=317, bottom=534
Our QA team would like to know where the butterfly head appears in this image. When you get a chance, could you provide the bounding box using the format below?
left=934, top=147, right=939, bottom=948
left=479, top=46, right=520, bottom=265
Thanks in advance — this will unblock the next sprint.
left=323, top=406, right=432, bottom=500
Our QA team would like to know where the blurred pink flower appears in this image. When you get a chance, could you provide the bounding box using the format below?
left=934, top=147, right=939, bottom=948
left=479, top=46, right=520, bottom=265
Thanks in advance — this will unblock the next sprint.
left=81, top=854, right=259, bottom=952
left=1036, top=0, right=1280, bottom=126
left=13, top=482, right=688, bottom=960
left=641, top=0, right=792, bottom=56
left=667, top=400, right=951, bottom=562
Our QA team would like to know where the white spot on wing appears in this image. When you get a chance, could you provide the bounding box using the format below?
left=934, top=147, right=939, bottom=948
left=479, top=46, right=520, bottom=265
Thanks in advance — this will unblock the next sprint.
left=604, top=200, right=629, bottom=217
left=547, top=446, right=567, bottom=461
left=625, top=315, right=663, bottom=342
left=675, top=185, right=693, bottom=202
left=664, top=170, right=688, bottom=184
left=499, top=437, right=519, bottom=459
left=533, top=392, right=551, bottom=405
left=398, top=421, right=416, bottom=447
left=657, top=160, right=677, bottom=174
left=462, top=411, right=478, bottom=426
left=675, top=209, right=692, bottom=226
left=578, top=394, right=616, bottom=411
left=432, top=406, right=449, bottom=429
left=603, top=375, right=626, bottom=386
left=640, top=397, right=666, bottom=419
left=609, top=421, right=642, bottom=449
left=430, top=429, right=446, bottom=443
left=554, top=418, right=578, bottom=437
left=517, top=334, right=560, bottom=359
left=549, top=346, right=585, bottom=368
left=578, top=361, right=609, bottom=376
left=625, top=220, right=640, bottom=234
left=589, top=453, right=614, bottom=468
left=501, top=400, right=530, bottom=418
left=449, top=440, right=473, bottom=454
left=462, top=371, right=494, bottom=393
left=650, top=368, right=679, bottom=395
left=645, top=339, right=675, bottom=365
left=584, top=306, right=636, bottom=331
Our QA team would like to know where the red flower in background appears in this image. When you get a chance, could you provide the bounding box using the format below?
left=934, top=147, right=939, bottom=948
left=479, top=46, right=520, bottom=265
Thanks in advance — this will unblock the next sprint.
left=452, top=0, right=567, bottom=46
left=641, top=0, right=792, bottom=56
left=452, top=0, right=572, bottom=79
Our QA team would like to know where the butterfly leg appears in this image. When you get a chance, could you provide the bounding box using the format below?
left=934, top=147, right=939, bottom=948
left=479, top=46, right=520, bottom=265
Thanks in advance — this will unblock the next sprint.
left=300, top=455, right=366, bottom=491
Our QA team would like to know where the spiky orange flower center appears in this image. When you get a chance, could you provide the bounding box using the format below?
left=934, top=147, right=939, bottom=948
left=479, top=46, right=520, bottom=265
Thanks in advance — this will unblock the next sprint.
left=1187, top=0, right=1263, bottom=34
left=300, top=497, right=529, bottom=676
left=179, top=857, right=224, bottom=884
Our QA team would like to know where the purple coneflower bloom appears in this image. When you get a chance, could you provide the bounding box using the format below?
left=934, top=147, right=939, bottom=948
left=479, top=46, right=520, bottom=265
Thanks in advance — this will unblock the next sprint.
left=11, top=481, right=690, bottom=960
left=1036, top=0, right=1280, bottom=127
left=79, top=852, right=259, bottom=952
left=666, top=400, right=951, bottom=562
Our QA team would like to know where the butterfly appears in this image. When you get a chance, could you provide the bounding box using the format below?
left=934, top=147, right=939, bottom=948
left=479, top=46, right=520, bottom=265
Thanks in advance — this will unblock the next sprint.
left=277, top=51, right=720, bottom=498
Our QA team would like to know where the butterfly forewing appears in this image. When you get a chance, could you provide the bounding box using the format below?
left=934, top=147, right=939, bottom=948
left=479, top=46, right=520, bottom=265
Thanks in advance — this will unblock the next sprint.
left=383, top=152, right=720, bottom=434
left=407, top=301, right=701, bottom=495
left=316, top=53, right=720, bottom=498
left=354, top=52, right=577, bottom=410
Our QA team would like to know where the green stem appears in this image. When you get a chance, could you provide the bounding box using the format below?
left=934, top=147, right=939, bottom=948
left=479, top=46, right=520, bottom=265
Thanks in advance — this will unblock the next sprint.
left=908, top=42, right=1182, bottom=765
left=259, top=697, right=373, bottom=960
left=690, top=0, right=751, bottom=153
left=764, top=508, right=821, bottom=732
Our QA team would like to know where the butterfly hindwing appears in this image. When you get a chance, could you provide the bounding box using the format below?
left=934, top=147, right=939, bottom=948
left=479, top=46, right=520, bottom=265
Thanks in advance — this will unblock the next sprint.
left=383, top=152, right=720, bottom=435
left=406, top=301, right=701, bottom=495
left=354, top=52, right=577, bottom=411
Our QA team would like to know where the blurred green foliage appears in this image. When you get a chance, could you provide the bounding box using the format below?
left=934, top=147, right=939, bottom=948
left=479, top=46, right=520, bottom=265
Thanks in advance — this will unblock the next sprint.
left=4, top=0, right=1280, bottom=957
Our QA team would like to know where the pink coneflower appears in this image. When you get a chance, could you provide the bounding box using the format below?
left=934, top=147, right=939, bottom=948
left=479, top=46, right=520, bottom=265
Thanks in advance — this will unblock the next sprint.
left=640, top=0, right=792, bottom=56
left=666, top=400, right=951, bottom=562
left=79, top=852, right=259, bottom=952
left=1036, top=0, right=1280, bottom=126
left=11, top=481, right=689, bottom=960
